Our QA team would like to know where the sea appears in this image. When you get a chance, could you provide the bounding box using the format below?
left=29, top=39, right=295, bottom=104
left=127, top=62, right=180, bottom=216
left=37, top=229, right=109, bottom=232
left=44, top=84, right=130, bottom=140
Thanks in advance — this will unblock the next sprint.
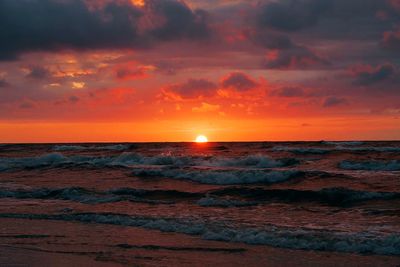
left=0, top=142, right=399, bottom=266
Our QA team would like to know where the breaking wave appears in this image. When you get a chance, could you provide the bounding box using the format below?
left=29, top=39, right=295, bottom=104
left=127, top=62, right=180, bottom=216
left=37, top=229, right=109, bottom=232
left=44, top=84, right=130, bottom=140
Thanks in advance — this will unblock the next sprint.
left=0, top=152, right=298, bottom=172
left=0, top=212, right=398, bottom=255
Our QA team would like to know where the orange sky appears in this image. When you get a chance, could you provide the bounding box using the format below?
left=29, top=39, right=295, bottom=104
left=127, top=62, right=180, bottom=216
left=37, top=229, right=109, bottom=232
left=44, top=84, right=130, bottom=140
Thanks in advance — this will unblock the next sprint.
left=1, top=116, right=399, bottom=142
left=0, top=0, right=399, bottom=142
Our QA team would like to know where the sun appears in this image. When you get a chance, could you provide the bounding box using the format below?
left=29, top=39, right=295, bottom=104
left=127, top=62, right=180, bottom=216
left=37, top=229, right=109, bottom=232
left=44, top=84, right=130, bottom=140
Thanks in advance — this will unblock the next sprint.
left=195, top=135, right=208, bottom=143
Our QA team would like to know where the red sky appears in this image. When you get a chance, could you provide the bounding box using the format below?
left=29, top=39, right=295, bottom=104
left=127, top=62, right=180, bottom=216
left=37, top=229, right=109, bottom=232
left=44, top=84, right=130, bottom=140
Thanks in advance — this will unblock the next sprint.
left=0, top=0, right=399, bottom=142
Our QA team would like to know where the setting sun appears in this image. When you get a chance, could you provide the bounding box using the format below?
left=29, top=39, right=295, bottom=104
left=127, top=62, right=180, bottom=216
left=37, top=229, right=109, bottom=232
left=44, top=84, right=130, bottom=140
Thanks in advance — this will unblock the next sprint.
left=195, top=135, right=208, bottom=143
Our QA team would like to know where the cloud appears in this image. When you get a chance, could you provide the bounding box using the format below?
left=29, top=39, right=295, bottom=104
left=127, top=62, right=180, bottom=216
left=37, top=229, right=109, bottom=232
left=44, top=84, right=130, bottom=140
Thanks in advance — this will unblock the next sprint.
left=257, top=0, right=330, bottom=32
left=25, top=66, right=51, bottom=80
left=221, top=72, right=258, bottom=91
left=149, top=0, right=211, bottom=41
left=0, top=79, right=9, bottom=88
left=247, top=31, right=295, bottom=50
left=19, top=101, right=36, bottom=109
left=270, top=87, right=305, bottom=97
left=69, top=95, right=80, bottom=103
left=166, top=78, right=217, bottom=99
left=381, top=30, right=400, bottom=52
left=323, top=96, right=348, bottom=107
left=256, top=0, right=396, bottom=35
left=352, top=64, right=395, bottom=86
left=245, top=27, right=328, bottom=69
left=192, top=102, right=220, bottom=112
left=0, top=0, right=211, bottom=60
left=115, top=64, right=154, bottom=80
left=72, top=82, right=86, bottom=89
left=263, top=46, right=328, bottom=69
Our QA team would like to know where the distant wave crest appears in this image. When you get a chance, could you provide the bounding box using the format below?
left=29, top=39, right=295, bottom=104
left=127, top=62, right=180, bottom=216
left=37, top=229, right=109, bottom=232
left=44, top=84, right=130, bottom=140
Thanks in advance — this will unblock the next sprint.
left=53, top=144, right=131, bottom=151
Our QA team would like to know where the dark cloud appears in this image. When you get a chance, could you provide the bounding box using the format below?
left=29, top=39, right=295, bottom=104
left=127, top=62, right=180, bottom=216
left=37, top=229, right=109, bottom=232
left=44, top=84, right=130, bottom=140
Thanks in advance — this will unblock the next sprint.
left=323, top=96, right=348, bottom=107
left=19, top=101, right=36, bottom=109
left=166, top=78, right=217, bottom=99
left=352, top=64, right=395, bottom=86
left=0, top=0, right=211, bottom=60
left=150, top=0, right=210, bottom=41
left=0, top=0, right=140, bottom=60
left=115, top=66, right=146, bottom=80
left=270, top=87, right=305, bottom=97
left=221, top=72, right=258, bottom=91
left=256, top=0, right=397, bottom=34
left=257, top=0, right=331, bottom=32
left=246, top=30, right=295, bottom=50
left=381, top=30, right=400, bottom=52
left=69, top=95, right=80, bottom=103
left=26, top=66, right=51, bottom=80
left=263, top=45, right=328, bottom=69
left=0, top=79, right=9, bottom=87
left=245, top=27, right=328, bottom=69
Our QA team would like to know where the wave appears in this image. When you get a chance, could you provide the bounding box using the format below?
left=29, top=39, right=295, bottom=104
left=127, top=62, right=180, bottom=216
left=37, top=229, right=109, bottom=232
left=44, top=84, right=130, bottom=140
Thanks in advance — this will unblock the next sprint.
left=273, top=147, right=330, bottom=154
left=322, top=141, right=364, bottom=146
left=53, top=145, right=87, bottom=151
left=209, top=155, right=298, bottom=168
left=0, top=212, right=398, bottom=255
left=1, top=186, right=397, bottom=207
left=273, top=146, right=400, bottom=154
left=0, top=153, right=69, bottom=171
left=197, top=197, right=258, bottom=207
left=133, top=168, right=303, bottom=185
left=0, top=152, right=298, bottom=172
left=53, top=144, right=131, bottom=151
left=209, top=187, right=400, bottom=206
left=339, top=160, right=400, bottom=171
left=0, top=187, right=122, bottom=204
left=340, top=146, right=400, bottom=153
left=0, top=187, right=193, bottom=205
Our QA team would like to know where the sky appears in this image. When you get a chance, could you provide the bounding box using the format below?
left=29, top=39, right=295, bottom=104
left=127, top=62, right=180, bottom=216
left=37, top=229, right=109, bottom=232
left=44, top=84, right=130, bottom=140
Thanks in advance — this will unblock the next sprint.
left=0, top=0, right=400, bottom=142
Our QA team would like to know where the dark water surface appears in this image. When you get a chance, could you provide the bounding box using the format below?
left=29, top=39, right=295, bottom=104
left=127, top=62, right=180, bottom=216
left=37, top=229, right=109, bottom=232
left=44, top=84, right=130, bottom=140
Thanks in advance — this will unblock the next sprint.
left=0, top=142, right=399, bottom=266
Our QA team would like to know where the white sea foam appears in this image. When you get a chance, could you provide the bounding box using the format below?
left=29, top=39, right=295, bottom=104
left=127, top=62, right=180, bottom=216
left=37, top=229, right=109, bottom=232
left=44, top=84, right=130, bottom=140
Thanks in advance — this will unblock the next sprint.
left=1, top=212, right=398, bottom=255
left=339, top=160, right=400, bottom=171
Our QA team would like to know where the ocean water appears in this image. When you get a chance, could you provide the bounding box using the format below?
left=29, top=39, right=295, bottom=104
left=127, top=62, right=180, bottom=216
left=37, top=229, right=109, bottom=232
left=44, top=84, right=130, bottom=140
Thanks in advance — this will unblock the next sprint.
left=0, top=142, right=399, bottom=266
